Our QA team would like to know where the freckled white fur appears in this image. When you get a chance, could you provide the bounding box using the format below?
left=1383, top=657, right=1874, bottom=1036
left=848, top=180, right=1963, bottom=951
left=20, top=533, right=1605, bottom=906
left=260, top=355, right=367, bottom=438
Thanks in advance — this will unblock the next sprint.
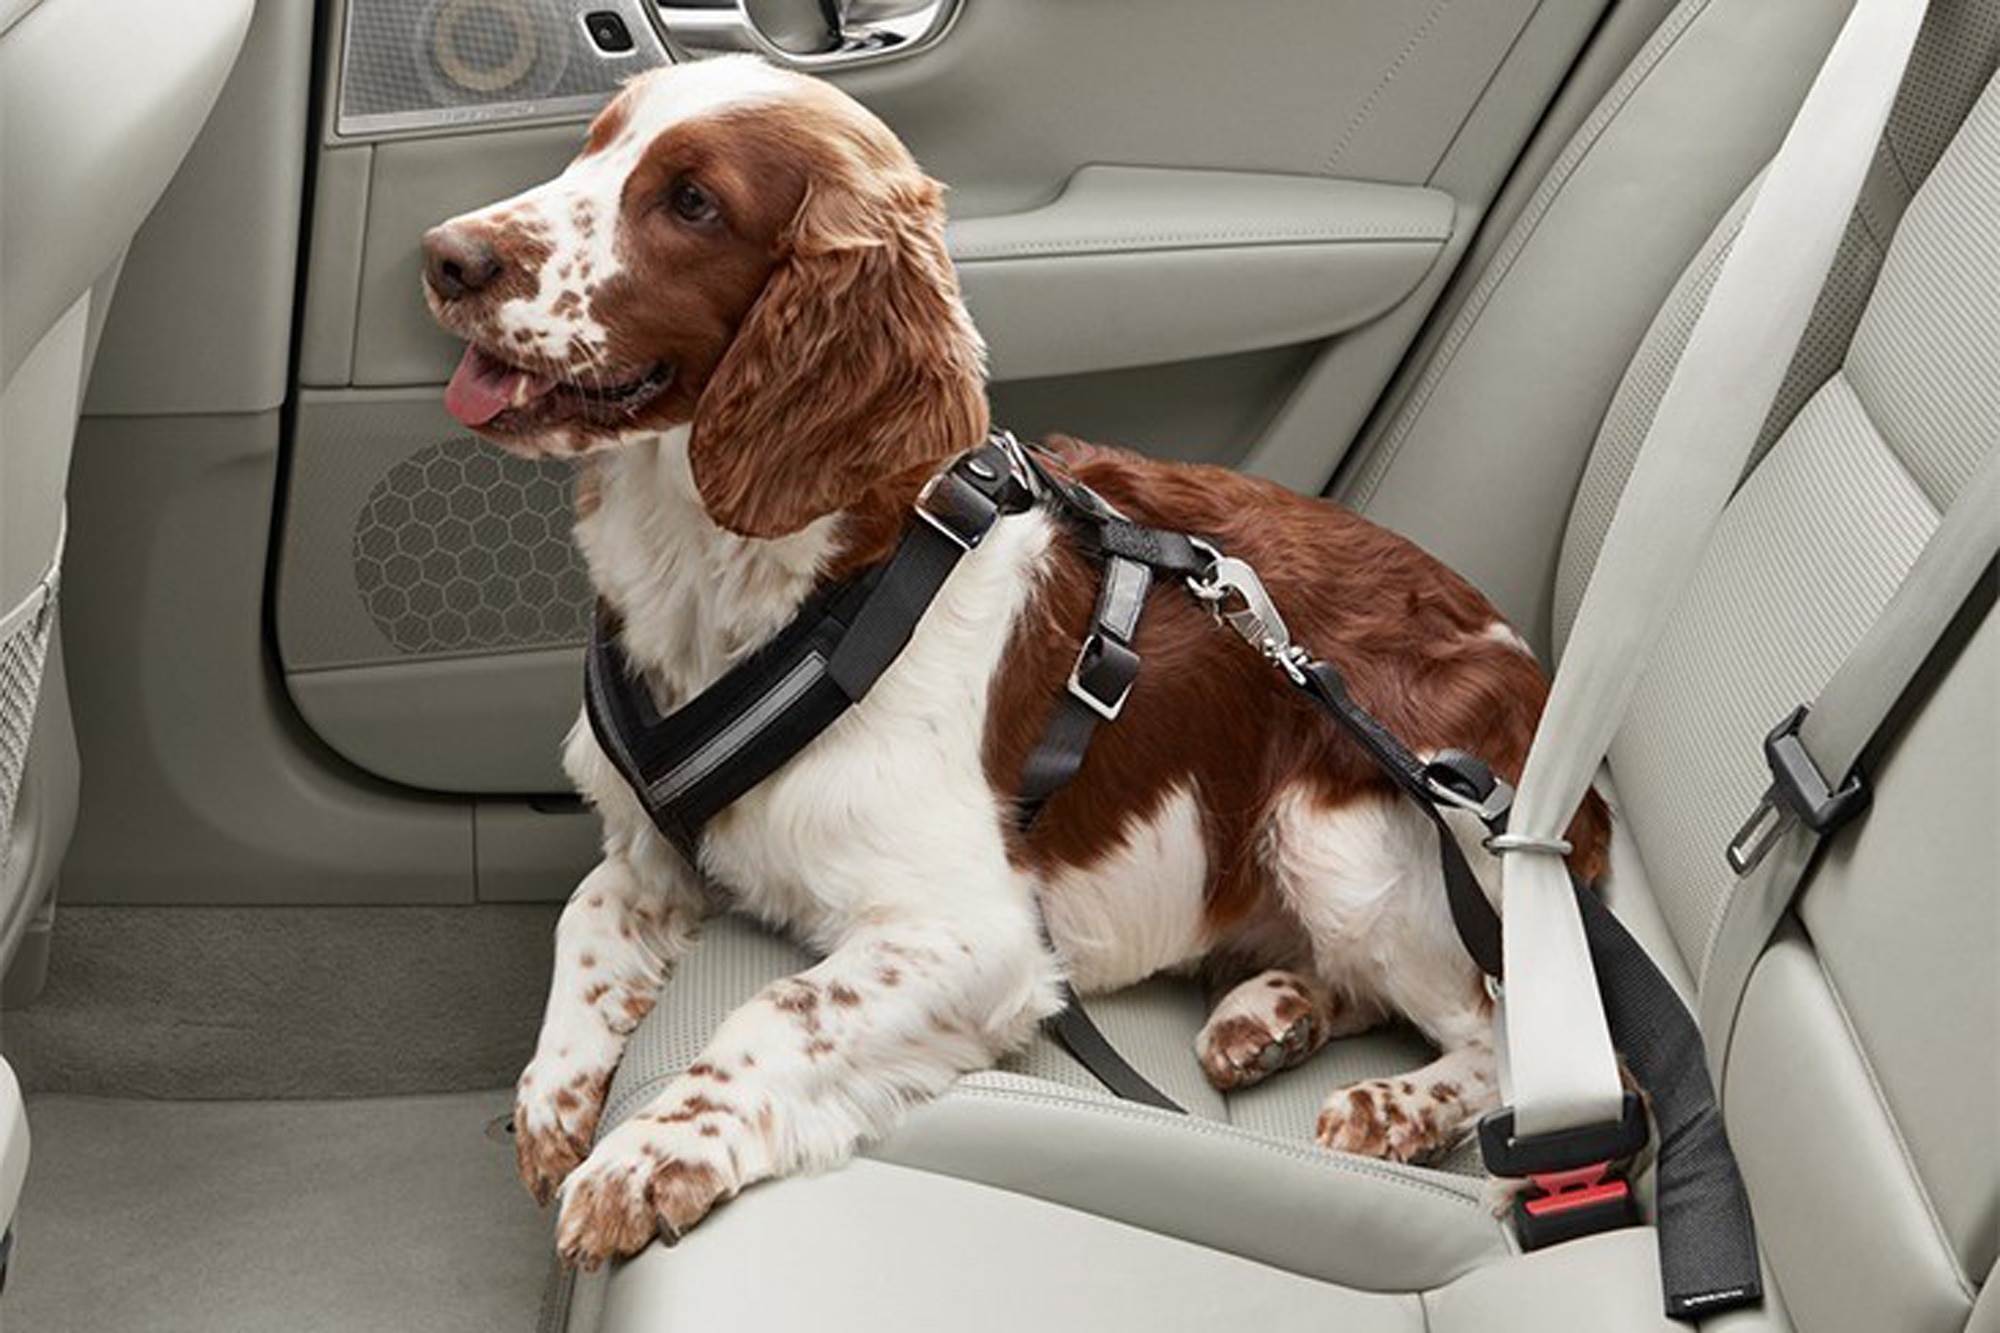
left=442, top=56, right=798, bottom=384
left=515, top=856, right=700, bottom=1159
left=1043, top=785, right=1211, bottom=991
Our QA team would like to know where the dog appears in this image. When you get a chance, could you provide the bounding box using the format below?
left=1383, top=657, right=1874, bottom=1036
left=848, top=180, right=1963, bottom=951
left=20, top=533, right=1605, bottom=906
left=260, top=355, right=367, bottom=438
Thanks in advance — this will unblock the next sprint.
left=422, top=55, right=1607, bottom=1268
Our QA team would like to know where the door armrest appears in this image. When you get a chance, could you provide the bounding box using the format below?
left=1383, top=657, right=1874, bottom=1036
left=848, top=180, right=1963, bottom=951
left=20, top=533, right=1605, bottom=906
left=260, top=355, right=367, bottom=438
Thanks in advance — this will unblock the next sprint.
left=947, top=166, right=1454, bottom=380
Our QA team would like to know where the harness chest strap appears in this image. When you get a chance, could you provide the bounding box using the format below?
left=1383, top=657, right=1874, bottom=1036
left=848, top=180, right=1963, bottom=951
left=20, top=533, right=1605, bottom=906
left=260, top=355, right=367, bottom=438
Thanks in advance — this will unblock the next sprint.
left=584, top=438, right=1032, bottom=862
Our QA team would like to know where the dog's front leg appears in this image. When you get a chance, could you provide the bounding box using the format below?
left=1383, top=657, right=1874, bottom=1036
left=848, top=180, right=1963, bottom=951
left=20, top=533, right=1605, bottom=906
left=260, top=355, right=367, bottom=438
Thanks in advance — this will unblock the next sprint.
left=515, top=853, right=703, bottom=1204
left=553, top=905, right=1058, bottom=1267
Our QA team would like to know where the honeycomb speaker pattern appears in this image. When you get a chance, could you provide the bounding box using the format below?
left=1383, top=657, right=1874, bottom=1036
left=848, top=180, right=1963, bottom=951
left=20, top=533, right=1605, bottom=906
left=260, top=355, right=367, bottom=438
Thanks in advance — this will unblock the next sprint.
left=351, top=438, right=594, bottom=656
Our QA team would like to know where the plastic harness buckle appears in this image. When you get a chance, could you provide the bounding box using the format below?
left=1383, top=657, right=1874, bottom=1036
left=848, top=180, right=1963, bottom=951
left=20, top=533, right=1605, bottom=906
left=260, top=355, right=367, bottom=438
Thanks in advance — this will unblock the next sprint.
left=1479, top=1090, right=1648, bottom=1250
left=1726, top=703, right=1871, bottom=874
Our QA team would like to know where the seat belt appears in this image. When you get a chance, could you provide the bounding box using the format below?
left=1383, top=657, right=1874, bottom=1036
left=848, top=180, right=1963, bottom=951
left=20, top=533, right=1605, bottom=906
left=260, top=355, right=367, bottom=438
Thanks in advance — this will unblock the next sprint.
left=1706, top=445, right=1999, bottom=1064
left=1479, top=0, right=1929, bottom=1310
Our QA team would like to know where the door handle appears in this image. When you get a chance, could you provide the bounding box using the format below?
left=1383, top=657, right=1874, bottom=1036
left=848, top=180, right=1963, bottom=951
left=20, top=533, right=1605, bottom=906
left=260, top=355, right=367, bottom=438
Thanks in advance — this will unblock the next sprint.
left=655, top=0, right=959, bottom=67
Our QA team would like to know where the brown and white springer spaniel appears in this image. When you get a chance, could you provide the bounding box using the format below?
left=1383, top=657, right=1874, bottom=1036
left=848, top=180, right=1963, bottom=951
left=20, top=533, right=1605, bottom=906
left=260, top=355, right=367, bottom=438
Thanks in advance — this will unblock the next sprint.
left=422, top=56, right=1606, bottom=1267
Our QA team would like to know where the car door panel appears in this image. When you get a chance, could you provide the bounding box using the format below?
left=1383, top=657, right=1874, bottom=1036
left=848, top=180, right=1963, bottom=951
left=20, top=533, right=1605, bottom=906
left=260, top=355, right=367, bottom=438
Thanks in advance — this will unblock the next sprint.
left=274, top=0, right=1614, bottom=812
left=50, top=0, right=1620, bottom=906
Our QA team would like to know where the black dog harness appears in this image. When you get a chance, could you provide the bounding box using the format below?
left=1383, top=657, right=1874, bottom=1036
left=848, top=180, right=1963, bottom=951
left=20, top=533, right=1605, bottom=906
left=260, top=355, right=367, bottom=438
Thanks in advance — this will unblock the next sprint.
left=585, top=434, right=1760, bottom=1319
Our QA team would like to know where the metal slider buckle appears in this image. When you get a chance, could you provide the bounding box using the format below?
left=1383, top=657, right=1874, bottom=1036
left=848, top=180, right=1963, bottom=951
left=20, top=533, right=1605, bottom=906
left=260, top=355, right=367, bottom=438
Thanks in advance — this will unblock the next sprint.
left=915, top=467, right=997, bottom=551
left=1067, top=631, right=1139, bottom=721
left=1725, top=704, right=1870, bottom=875
left=1421, top=751, right=1515, bottom=828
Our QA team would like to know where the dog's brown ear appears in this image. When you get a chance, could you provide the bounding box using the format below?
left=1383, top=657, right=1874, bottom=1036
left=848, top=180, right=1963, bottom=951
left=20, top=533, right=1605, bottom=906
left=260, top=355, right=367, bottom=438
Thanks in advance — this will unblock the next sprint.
left=687, top=170, right=988, bottom=540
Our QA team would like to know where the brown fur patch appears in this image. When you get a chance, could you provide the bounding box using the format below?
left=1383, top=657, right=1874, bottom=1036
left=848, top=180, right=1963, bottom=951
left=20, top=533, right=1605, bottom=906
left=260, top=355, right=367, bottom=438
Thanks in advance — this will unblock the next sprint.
left=580, top=94, right=631, bottom=156
left=673, top=98, right=988, bottom=541
left=981, top=439, right=1612, bottom=948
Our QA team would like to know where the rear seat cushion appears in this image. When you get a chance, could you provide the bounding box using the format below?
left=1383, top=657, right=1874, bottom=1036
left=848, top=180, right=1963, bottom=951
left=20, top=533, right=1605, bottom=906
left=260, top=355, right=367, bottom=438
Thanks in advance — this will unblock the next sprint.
left=593, top=767, right=1688, bottom=1293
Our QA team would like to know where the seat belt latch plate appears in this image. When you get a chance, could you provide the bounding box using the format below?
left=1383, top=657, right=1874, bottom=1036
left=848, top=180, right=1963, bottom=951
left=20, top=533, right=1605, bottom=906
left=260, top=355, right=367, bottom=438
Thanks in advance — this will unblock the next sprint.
left=1726, top=704, right=1871, bottom=874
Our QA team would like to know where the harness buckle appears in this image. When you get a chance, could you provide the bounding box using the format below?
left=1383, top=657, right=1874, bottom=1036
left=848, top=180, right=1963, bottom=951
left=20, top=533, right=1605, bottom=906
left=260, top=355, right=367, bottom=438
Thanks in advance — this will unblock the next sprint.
left=1421, top=750, right=1515, bottom=829
left=1725, top=704, right=1871, bottom=875
left=1479, top=1091, right=1649, bottom=1251
left=916, top=467, right=1000, bottom=551
left=1067, top=631, right=1140, bottom=721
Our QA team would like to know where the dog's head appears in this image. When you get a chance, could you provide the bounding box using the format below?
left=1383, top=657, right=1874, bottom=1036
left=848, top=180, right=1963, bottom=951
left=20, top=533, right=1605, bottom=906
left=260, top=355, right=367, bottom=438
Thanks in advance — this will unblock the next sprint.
left=423, top=56, right=987, bottom=538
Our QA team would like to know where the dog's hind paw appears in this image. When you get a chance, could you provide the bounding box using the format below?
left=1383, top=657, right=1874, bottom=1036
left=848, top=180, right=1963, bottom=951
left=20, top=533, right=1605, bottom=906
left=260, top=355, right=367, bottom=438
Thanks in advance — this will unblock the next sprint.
left=1315, top=1076, right=1459, bottom=1164
left=1196, top=970, right=1336, bottom=1091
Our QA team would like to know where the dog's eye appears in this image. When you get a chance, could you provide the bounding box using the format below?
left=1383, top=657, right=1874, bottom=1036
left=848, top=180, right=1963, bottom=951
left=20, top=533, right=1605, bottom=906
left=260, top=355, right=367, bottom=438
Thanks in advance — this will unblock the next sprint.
left=667, top=178, right=719, bottom=225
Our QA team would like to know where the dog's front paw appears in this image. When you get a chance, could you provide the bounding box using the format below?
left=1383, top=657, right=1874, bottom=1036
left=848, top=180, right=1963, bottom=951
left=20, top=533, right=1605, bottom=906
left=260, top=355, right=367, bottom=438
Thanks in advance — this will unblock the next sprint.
left=1315, top=1077, right=1458, bottom=1164
left=1196, top=970, right=1329, bottom=1091
left=556, top=1144, right=731, bottom=1269
left=553, top=1083, right=769, bottom=1267
left=514, top=1061, right=613, bottom=1205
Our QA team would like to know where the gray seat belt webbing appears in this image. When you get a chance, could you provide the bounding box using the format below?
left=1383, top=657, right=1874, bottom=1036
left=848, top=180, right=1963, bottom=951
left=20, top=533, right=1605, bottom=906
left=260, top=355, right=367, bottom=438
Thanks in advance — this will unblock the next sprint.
left=1700, top=445, right=2000, bottom=1064
left=1494, top=0, right=1930, bottom=1140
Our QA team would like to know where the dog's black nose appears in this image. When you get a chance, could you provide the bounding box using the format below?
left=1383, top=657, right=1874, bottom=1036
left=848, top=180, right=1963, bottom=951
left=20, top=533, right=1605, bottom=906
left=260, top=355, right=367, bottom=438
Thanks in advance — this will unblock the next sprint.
left=423, top=225, right=503, bottom=300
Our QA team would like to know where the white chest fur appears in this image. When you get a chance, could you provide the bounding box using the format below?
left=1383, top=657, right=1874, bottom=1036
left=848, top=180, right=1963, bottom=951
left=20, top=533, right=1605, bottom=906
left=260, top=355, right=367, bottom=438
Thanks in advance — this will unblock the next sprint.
left=564, top=430, right=1056, bottom=951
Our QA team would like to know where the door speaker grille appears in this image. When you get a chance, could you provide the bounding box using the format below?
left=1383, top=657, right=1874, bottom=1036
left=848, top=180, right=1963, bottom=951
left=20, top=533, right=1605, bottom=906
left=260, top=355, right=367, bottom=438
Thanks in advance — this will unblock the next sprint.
left=351, top=439, right=593, bottom=655
left=337, top=0, right=667, bottom=137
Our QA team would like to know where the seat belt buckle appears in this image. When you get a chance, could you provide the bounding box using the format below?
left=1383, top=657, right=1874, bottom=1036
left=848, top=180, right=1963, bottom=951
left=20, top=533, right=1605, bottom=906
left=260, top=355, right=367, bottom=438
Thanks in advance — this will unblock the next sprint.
left=1726, top=704, right=1871, bottom=875
left=1479, top=1091, right=1649, bottom=1251
left=1513, top=1161, right=1642, bottom=1249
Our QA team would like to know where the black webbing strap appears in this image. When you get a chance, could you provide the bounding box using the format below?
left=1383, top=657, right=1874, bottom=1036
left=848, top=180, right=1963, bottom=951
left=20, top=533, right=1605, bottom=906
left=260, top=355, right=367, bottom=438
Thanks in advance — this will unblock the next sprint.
left=1043, top=988, right=1184, bottom=1111
left=1017, top=555, right=1150, bottom=818
left=1574, top=886, right=1763, bottom=1318
left=584, top=440, right=1028, bottom=860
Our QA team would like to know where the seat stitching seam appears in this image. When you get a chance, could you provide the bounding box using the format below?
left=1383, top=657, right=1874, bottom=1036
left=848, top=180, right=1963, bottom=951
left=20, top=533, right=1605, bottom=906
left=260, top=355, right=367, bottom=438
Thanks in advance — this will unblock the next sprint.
left=937, top=1082, right=1491, bottom=1207
left=951, top=226, right=1449, bottom=260
left=1320, top=0, right=1460, bottom=176
left=1344, top=0, right=1718, bottom=511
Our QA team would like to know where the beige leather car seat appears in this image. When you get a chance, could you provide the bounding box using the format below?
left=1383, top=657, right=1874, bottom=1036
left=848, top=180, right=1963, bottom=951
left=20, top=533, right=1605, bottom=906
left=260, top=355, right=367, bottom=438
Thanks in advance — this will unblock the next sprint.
left=0, top=0, right=249, bottom=1243
left=554, top=1, right=1997, bottom=1328
left=0, top=0, right=250, bottom=981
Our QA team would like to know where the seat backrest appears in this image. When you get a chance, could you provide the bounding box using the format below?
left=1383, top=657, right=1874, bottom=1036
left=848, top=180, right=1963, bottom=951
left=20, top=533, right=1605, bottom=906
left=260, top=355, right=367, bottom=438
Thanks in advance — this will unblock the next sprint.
left=1593, top=75, right=1998, bottom=1333
left=1352, top=3, right=1997, bottom=1328
left=1559, top=13, right=1998, bottom=1333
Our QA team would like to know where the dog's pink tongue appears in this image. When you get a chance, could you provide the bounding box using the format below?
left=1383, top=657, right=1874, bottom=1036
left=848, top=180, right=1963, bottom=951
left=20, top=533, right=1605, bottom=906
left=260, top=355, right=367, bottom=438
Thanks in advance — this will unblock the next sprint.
left=444, top=344, right=553, bottom=426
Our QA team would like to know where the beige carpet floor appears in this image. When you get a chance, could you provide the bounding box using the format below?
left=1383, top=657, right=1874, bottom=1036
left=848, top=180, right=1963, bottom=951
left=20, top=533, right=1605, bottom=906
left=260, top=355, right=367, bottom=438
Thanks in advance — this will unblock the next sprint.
left=8, top=1091, right=552, bottom=1333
